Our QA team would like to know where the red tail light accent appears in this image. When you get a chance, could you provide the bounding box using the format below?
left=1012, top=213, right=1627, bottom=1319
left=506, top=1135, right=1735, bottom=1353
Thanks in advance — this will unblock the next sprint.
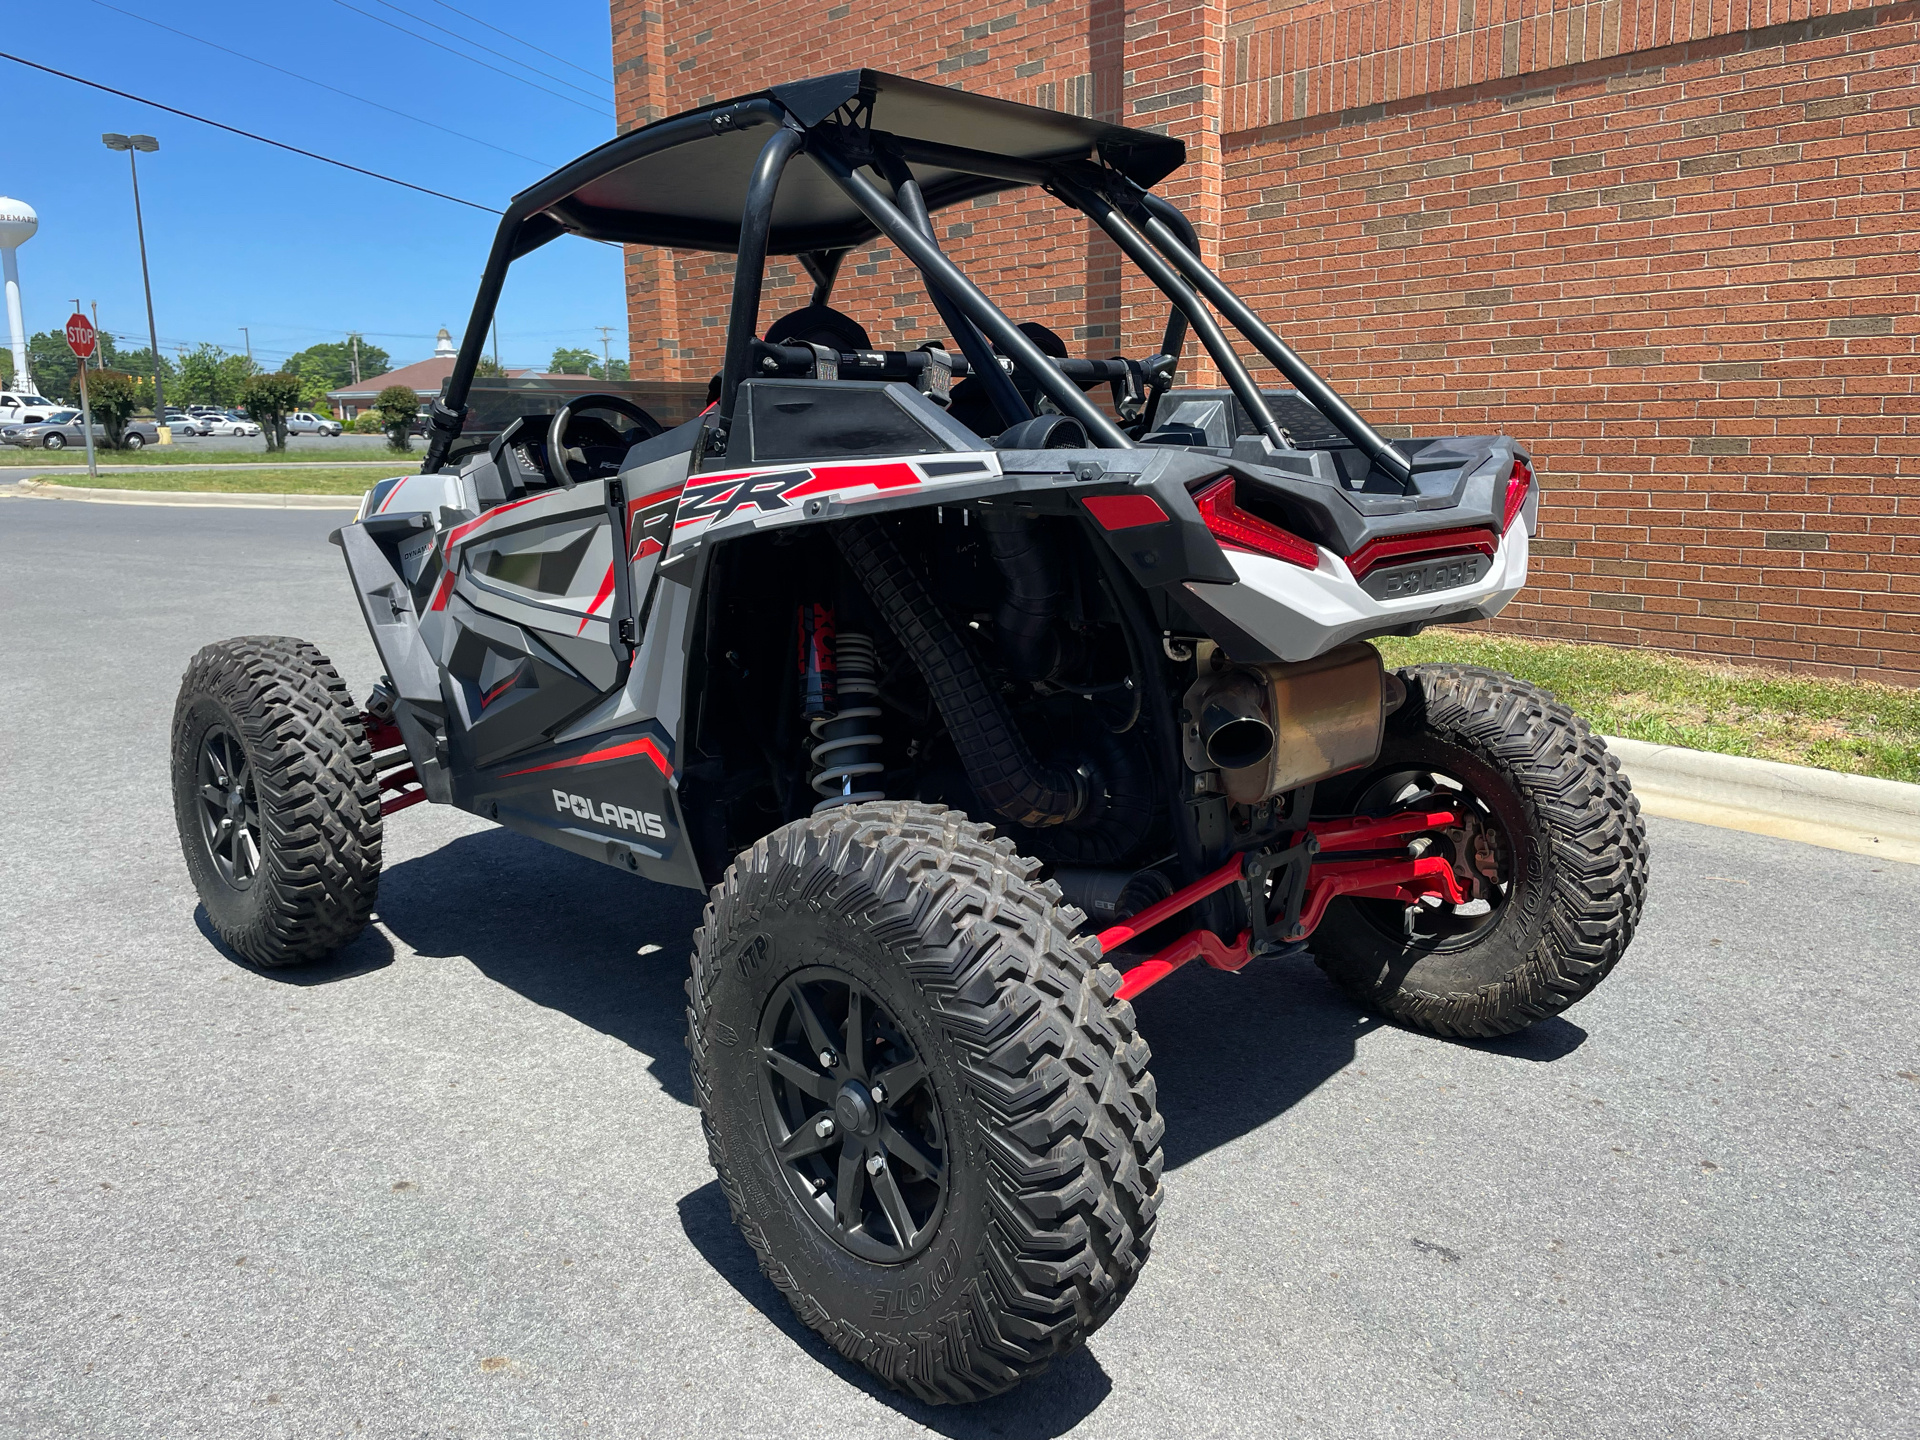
left=1343, top=526, right=1498, bottom=581
left=1192, top=476, right=1320, bottom=569
left=1503, top=459, right=1534, bottom=533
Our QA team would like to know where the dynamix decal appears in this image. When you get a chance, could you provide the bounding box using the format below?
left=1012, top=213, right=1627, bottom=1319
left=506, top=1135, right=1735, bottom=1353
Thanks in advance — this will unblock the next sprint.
left=553, top=788, right=667, bottom=838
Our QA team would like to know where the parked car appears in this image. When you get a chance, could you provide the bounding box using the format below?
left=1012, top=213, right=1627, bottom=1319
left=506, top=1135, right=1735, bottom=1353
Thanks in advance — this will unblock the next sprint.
left=3, top=411, right=160, bottom=450
left=285, top=411, right=344, bottom=437
left=1, top=391, right=60, bottom=425
left=199, top=414, right=260, bottom=437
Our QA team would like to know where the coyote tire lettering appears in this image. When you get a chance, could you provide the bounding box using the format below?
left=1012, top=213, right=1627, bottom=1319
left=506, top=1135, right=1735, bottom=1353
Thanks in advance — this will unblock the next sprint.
left=553, top=788, right=666, bottom=838
left=688, top=801, right=1164, bottom=1403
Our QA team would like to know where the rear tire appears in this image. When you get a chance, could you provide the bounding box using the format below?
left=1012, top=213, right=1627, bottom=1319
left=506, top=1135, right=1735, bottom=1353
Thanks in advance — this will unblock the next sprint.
left=688, top=801, right=1163, bottom=1402
left=123, top=432, right=144, bottom=450
left=1311, top=664, right=1647, bottom=1037
left=170, top=637, right=382, bottom=967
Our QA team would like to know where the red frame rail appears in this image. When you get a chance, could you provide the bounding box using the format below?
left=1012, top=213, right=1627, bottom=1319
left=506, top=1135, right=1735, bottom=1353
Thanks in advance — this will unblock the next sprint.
left=1099, top=808, right=1469, bottom=1002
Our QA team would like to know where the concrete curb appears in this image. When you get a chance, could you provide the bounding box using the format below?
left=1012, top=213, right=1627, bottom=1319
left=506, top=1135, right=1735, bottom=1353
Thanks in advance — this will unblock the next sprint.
left=9, top=479, right=360, bottom=510
left=1605, top=735, right=1920, bottom=865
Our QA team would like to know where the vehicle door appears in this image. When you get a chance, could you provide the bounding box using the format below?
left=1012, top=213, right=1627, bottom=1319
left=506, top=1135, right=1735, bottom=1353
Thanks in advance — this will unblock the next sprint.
left=431, top=471, right=633, bottom=771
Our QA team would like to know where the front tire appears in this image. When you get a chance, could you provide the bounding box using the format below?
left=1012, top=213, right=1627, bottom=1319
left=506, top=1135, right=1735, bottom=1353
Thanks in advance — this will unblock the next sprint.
left=170, top=637, right=382, bottom=966
left=689, top=801, right=1163, bottom=1402
left=1311, top=664, right=1648, bottom=1037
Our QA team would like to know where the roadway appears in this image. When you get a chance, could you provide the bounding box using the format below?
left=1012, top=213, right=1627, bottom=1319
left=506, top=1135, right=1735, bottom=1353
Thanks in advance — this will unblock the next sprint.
left=1, top=498, right=1912, bottom=1439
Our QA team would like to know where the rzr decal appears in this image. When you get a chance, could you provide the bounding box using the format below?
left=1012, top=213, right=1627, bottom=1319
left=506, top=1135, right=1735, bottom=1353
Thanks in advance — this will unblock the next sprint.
left=626, top=482, right=682, bottom=561
left=668, top=454, right=998, bottom=552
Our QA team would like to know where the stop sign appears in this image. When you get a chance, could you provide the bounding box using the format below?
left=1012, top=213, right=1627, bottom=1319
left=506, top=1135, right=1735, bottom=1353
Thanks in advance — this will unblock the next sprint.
left=66, top=312, right=97, bottom=360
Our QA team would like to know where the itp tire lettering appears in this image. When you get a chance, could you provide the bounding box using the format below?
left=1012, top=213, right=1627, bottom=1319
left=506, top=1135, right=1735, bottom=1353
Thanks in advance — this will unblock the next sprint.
left=553, top=788, right=667, bottom=838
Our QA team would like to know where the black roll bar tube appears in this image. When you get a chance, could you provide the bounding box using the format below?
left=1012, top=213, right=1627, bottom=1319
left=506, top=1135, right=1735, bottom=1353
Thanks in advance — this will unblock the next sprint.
left=715, top=125, right=809, bottom=445
left=874, top=151, right=1030, bottom=430
left=798, top=249, right=845, bottom=306
left=1128, top=187, right=1413, bottom=482
left=814, top=145, right=1134, bottom=449
left=426, top=98, right=784, bottom=473
left=1056, top=176, right=1288, bottom=448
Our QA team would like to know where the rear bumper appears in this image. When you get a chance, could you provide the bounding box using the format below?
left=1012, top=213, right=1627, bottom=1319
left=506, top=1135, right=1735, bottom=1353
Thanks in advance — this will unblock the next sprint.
left=1177, top=524, right=1529, bottom=663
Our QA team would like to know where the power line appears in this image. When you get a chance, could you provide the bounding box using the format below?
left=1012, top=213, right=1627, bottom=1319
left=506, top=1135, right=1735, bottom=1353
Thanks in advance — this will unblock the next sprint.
left=0, top=53, right=503, bottom=214
left=422, top=0, right=612, bottom=87
left=82, top=0, right=556, bottom=169
left=326, top=0, right=613, bottom=118
left=363, top=0, right=611, bottom=106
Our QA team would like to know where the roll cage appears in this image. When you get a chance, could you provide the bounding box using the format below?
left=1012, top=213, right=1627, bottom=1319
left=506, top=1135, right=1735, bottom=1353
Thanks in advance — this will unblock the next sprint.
left=423, top=68, right=1412, bottom=484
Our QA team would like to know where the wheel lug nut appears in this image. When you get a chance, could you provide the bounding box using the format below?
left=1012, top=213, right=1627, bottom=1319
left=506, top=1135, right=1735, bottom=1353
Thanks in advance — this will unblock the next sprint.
left=815, top=1116, right=835, bottom=1137
left=865, top=1153, right=885, bottom=1176
left=870, top=1084, right=886, bottom=1105
left=819, top=1049, right=837, bottom=1069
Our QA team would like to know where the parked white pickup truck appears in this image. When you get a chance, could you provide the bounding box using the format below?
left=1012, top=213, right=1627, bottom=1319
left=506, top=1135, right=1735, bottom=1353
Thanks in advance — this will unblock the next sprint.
left=0, top=391, right=59, bottom=426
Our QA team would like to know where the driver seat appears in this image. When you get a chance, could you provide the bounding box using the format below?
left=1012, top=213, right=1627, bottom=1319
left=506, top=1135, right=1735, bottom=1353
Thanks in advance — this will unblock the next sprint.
left=765, top=305, right=872, bottom=355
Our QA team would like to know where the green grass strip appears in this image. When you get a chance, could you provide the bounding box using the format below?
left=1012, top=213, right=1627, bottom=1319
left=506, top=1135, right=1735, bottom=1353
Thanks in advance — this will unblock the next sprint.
left=41, top=467, right=399, bottom=495
left=1379, top=631, right=1920, bottom=784
left=7, top=446, right=407, bottom=466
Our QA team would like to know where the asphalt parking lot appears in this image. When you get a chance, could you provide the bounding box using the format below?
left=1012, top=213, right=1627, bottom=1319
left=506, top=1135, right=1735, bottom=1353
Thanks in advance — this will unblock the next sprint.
left=3, top=498, right=1914, bottom=1440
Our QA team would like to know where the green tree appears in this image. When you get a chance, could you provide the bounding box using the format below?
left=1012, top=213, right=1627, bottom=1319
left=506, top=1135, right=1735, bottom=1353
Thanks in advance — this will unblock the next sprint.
left=87, top=369, right=142, bottom=448
left=284, top=339, right=390, bottom=391
left=373, top=384, right=419, bottom=453
left=606, top=358, right=631, bottom=381
left=473, top=356, right=507, bottom=379
left=1, top=349, right=12, bottom=387
left=241, top=371, right=303, bottom=452
left=550, top=346, right=598, bottom=376
left=28, top=329, right=111, bottom=402
left=115, top=348, right=175, bottom=414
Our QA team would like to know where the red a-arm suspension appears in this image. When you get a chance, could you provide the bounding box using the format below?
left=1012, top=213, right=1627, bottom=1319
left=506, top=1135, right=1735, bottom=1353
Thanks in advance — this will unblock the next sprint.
left=1099, top=809, right=1468, bottom=1002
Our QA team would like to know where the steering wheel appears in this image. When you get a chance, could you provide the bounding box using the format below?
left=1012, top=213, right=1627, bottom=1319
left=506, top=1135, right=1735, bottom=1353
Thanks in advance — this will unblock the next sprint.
left=544, top=393, right=663, bottom=488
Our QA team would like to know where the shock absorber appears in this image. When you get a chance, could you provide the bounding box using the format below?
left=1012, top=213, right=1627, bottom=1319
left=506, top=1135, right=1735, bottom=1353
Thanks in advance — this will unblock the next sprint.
left=809, top=630, right=887, bottom=812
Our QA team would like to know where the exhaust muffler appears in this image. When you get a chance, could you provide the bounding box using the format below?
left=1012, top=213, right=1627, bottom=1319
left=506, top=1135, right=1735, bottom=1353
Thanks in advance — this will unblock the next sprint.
left=1181, top=642, right=1388, bottom=804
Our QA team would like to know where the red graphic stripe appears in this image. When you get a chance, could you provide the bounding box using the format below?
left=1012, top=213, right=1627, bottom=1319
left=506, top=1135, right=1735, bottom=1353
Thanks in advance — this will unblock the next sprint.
left=376, top=480, right=405, bottom=514
left=481, top=669, right=520, bottom=706
left=626, top=483, right=683, bottom=525
left=443, top=492, right=544, bottom=555
left=575, top=563, right=617, bottom=635
left=502, top=735, right=672, bottom=778
left=429, top=568, right=457, bottom=612
left=783, top=461, right=923, bottom=499
left=631, top=535, right=664, bottom=560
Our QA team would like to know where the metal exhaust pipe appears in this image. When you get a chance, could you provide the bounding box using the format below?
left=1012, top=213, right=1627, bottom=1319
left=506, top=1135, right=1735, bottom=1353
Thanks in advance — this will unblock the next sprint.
left=1197, top=674, right=1274, bottom=772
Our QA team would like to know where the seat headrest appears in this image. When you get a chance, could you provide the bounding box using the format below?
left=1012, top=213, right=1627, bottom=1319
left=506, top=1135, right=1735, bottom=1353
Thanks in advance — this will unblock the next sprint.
left=765, top=304, right=872, bottom=353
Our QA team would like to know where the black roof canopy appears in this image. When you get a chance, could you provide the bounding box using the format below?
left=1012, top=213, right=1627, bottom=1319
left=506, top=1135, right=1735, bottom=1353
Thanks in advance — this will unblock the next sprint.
left=512, top=69, right=1186, bottom=255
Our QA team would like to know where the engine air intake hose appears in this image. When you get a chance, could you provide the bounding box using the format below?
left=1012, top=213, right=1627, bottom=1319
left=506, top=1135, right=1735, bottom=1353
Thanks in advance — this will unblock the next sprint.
left=979, top=511, right=1063, bottom=682
left=835, top=518, right=1089, bottom=829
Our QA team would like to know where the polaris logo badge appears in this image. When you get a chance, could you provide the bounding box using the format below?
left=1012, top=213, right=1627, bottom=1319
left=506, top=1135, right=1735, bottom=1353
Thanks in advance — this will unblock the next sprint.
left=554, top=789, right=667, bottom=838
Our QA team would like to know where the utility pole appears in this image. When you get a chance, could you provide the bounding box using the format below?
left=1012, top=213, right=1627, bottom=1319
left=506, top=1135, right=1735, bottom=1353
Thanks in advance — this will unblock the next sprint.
left=595, top=325, right=615, bottom=376
left=239, top=326, right=252, bottom=366
left=491, top=318, right=502, bottom=372
left=101, top=133, right=164, bottom=430
left=348, top=331, right=361, bottom=384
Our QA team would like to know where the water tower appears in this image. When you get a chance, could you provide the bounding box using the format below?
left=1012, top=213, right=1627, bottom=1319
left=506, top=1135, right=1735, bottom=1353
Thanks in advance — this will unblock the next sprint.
left=0, top=197, right=36, bottom=394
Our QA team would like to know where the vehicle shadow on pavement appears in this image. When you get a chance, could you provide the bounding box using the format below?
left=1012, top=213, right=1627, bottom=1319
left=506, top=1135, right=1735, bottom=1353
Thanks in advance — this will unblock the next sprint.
left=677, top=1179, right=1116, bottom=1438
left=194, top=905, right=398, bottom=984
left=359, top=827, right=706, bottom=1105
left=1134, top=955, right=1586, bottom=1170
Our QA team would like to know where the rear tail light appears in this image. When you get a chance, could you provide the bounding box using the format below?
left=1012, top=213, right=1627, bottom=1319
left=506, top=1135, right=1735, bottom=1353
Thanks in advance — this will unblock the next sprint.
left=1192, top=476, right=1320, bottom=570
left=1343, top=527, right=1497, bottom=581
left=1502, top=459, right=1533, bottom=533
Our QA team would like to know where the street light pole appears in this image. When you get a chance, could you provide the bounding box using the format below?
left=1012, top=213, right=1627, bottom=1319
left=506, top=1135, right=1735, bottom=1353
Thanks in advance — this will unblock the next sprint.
left=102, top=133, right=165, bottom=425
left=240, top=326, right=252, bottom=365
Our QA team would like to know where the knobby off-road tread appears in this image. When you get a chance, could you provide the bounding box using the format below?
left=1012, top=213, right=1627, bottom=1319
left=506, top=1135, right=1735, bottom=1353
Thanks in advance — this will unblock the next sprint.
left=171, top=636, right=381, bottom=966
left=1320, top=663, right=1649, bottom=1037
left=687, top=801, right=1163, bottom=1403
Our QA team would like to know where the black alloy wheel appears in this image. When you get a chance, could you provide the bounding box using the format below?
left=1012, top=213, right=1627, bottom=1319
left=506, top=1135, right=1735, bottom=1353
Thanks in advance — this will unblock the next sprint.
left=756, top=967, right=948, bottom=1262
left=1346, top=765, right=1512, bottom=950
left=195, top=725, right=262, bottom=888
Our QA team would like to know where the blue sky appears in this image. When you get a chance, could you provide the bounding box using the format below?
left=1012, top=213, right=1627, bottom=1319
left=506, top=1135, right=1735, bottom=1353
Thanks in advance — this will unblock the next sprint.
left=4, top=0, right=627, bottom=376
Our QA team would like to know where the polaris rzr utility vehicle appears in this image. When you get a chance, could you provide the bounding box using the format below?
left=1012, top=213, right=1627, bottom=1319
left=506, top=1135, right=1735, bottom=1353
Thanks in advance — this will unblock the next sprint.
left=171, top=71, right=1647, bottom=1403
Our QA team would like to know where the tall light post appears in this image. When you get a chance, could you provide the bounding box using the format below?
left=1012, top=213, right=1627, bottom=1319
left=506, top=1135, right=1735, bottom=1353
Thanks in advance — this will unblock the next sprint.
left=101, top=133, right=164, bottom=421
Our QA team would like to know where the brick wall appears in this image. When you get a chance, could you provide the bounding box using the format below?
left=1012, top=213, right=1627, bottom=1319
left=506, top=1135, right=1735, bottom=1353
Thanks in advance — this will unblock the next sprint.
left=608, top=0, right=1920, bottom=683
